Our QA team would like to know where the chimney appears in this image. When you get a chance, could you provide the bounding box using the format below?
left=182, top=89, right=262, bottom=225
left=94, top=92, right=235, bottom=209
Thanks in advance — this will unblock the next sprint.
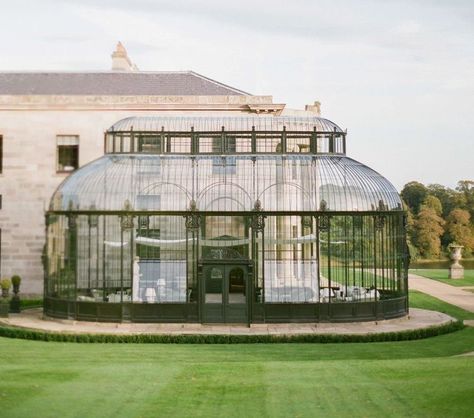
left=111, top=42, right=138, bottom=71
left=305, top=101, right=321, bottom=116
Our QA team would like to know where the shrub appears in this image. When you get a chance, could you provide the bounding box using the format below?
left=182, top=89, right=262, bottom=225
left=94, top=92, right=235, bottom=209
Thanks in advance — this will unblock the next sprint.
left=0, top=320, right=464, bottom=344
left=0, top=278, right=12, bottom=290
left=11, top=275, right=21, bottom=287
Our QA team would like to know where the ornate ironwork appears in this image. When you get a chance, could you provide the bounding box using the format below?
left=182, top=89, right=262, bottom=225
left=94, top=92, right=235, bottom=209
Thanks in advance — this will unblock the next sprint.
left=119, top=200, right=135, bottom=230
left=120, top=214, right=134, bottom=230
left=67, top=214, right=77, bottom=230
left=251, top=199, right=266, bottom=232
left=184, top=199, right=201, bottom=231
left=318, top=199, right=330, bottom=232
left=318, top=215, right=330, bottom=232
left=319, top=199, right=328, bottom=211
left=374, top=214, right=386, bottom=231
left=205, top=247, right=245, bottom=260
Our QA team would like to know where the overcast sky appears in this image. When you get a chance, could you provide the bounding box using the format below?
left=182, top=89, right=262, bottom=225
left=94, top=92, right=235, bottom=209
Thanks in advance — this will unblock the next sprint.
left=0, top=0, right=472, bottom=190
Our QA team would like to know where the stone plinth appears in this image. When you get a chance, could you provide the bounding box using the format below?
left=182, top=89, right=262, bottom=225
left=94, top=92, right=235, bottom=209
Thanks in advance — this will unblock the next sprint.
left=449, top=266, right=464, bottom=279
left=448, top=244, right=464, bottom=279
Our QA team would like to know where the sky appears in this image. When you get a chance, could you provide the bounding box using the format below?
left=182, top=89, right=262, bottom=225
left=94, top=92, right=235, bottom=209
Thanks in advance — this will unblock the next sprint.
left=0, top=0, right=472, bottom=190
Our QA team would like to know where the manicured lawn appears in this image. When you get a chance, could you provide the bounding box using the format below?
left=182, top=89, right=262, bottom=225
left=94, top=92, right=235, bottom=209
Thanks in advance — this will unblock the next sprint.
left=410, top=269, right=474, bottom=287
left=409, top=289, right=474, bottom=320
left=0, top=294, right=472, bottom=418
left=1, top=330, right=473, bottom=418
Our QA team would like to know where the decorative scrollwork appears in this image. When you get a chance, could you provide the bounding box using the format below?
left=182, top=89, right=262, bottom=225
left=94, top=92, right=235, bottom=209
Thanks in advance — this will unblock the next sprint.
left=318, top=215, right=330, bottom=232
left=374, top=214, right=386, bottom=231
left=206, top=248, right=244, bottom=260
left=120, top=214, right=134, bottom=230
left=184, top=199, right=201, bottom=231
left=319, top=199, right=328, bottom=212
left=251, top=199, right=266, bottom=232
left=67, top=214, right=77, bottom=230
left=318, top=199, right=330, bottom=232
left=119, top=199, right=135, bottom=230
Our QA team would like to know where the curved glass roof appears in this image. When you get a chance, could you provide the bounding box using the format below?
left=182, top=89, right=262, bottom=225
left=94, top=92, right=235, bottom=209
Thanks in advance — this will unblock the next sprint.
left=108, top=116, right=344, bottom=133
left=50, top=154, right=402, bottom=212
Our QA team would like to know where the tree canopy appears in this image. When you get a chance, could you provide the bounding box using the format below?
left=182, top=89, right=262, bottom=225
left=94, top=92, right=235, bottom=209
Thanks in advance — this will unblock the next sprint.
left=402, top=180, right=474, bottom=259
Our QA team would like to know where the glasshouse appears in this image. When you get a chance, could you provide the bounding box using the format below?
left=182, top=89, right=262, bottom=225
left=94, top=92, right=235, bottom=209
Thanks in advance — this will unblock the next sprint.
left=44, top=116, right=408, bottom=323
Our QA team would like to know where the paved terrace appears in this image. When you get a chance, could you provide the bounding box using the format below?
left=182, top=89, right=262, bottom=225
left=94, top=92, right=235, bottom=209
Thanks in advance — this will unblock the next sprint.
left=0, top=308, right=455, bottom=336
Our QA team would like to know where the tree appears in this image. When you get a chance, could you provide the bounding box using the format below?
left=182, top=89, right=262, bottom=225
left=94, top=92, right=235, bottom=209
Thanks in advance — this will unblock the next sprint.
left=414, top=204, right=445, bottom=259
left=445, top=208, right=474, bottom=254
left=426, top=184, right=464, bottom=218
left=422, top=195, right=443, bottom=216
left=401, top=181, right=428, bottom=214
left=456, top=180, right=474, bottom=219
left=404, top=203, right=419, bottom=260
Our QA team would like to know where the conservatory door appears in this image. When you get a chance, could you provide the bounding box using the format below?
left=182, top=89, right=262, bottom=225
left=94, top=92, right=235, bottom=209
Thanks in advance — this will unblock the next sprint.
left=202, top=264, right=248, bottom=323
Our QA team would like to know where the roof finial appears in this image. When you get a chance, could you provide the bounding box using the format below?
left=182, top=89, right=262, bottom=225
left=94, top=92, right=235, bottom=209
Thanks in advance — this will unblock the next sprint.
left=111, top=42, right=139, bottom=72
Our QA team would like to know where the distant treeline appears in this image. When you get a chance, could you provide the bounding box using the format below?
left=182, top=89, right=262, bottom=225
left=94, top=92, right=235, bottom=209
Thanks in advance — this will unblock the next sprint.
left=401, top=180, right=474, bottom=260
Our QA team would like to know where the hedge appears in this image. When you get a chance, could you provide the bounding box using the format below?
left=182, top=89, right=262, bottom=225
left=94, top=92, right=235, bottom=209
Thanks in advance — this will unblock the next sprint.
left=0, top=320, right=464, bottom=344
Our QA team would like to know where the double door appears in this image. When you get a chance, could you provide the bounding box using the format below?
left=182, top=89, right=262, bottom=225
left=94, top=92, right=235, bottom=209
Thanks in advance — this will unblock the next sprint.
left=202, top=264, right=248, bottom=323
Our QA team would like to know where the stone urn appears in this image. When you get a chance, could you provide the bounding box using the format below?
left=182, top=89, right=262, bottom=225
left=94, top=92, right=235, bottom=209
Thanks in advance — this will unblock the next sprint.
left=448, top=244, right=464, bottom=279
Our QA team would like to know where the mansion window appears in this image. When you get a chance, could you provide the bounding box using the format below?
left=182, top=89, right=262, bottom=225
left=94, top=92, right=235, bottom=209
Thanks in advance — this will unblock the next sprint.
left=56, top=135, right=79, bottom=173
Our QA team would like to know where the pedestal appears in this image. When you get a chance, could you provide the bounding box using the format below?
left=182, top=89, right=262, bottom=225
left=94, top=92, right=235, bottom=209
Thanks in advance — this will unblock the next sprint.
left=0, top=299, right=9, bottom=318
left=449, top=266, right=464, bottom=279
left=10, top=296, right=21, bottom=313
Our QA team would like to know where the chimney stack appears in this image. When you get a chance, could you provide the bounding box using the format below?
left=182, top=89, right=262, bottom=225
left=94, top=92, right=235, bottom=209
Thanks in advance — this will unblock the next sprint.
left=305, top=101, right=321, bottom=116
left=111, top=42, right=138, bottom=71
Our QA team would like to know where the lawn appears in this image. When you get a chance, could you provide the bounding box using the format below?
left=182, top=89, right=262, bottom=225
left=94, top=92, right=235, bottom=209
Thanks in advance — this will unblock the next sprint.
left=0, top=295, right=472, bottom=418
left=409, top=289, right=474, bottom=320
left=410, top=269, right=474, bottom=287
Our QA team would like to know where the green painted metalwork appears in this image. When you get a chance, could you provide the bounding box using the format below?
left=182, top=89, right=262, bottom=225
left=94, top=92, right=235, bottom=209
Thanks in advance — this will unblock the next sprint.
left=44, top=116, right=408, bottom=324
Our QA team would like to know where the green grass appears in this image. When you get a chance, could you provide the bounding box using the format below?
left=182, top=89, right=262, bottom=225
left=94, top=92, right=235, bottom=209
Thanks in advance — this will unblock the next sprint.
left=410, top=269, right=474, bottom=287
left=0, top=329, right=473, bottom=418
left=409, top=290, right=474, bottom=321
left=20, top=299, right=43, bottom=309
left=0, top=292, right=472, bottom=417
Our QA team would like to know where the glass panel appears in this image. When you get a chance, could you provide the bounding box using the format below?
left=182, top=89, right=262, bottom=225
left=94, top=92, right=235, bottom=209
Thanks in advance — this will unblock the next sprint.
left=206, top=267, right=223, bottom=303
left=228, top=267, right=246, bottom=304
left=263, top=215, right=318, bottom=303
left=57, top=145, right=79, bottom=172
left=287, top=134, right=311, bottom=153
left=50, top=154, right=403, bottom=212
left=137, top=135, right=161, bottom=154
